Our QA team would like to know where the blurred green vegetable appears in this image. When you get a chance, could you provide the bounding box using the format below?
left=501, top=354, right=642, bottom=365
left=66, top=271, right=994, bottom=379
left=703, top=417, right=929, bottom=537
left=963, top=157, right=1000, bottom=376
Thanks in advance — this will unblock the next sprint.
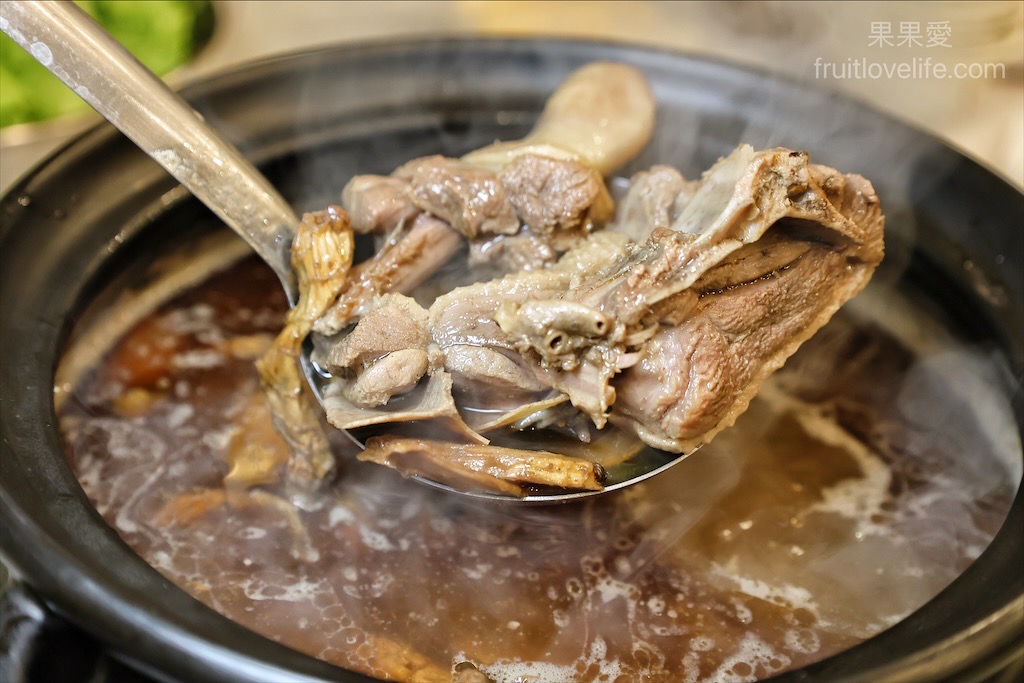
left=1, top=0, right=213, bottom=128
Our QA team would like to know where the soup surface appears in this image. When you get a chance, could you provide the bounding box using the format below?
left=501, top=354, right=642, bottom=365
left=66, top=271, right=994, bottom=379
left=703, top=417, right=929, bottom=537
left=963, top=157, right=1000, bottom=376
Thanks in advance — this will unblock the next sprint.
left=58, top=253, right=1019, bottom=682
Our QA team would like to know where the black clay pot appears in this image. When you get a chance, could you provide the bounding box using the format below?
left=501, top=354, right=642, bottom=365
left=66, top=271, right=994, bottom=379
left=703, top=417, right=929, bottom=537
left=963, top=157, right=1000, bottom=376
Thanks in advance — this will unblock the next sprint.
left=1, top=38, right=1021, bottom=683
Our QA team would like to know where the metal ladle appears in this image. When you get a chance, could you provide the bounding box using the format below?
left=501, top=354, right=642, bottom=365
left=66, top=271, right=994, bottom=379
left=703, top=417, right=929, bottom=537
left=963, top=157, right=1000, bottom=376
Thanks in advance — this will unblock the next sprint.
left=0, top=1, right=299, bottom=300
left=1, top=1, right=680, bottom=504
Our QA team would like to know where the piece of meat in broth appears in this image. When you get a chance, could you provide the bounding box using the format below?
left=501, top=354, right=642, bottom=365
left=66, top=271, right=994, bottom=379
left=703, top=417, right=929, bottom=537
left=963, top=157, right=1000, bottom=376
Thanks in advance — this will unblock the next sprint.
left=466, top=154, right=616, bottom=272
left=499, top=154, right=614, bottom=251
left=314, top=213, right=462, bottom=335
left=579, top=146, right=884, bottom=327
left=494, top=145, right=884, bottom=451
left=324, top=293, right=432, bottom=408
left=320, top=293, right=484, bottom=443
left=321, top=61, right=657, bottom=334
left=396, top=155, right=521, bottom=239
left=610, top=165, right=698, bottom=242
left=320, top=154, right=617, bottom=332
left=429, top=232, right=632, bottom=417
left=429, top=270, right=565, bottom=408
left=467, top=230, right=557, bottom=272
left=341, top=174, right=420, bottom=235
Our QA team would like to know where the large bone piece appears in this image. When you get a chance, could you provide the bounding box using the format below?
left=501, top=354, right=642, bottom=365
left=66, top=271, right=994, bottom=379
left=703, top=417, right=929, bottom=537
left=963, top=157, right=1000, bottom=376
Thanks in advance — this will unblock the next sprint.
left=462, top=62, right=656, bottom=175
left=471, top=145, right=886, bottom=450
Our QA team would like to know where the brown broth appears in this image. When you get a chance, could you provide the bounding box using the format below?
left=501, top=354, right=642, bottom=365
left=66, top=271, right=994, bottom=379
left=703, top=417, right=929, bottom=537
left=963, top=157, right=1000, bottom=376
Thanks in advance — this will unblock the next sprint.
left=57, top=256, right=1019, bottom=682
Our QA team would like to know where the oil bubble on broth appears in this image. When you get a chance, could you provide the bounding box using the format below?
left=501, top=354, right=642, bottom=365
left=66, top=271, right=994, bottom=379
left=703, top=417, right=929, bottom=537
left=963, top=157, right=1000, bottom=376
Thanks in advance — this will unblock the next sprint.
left=58, top=256, right=1019, bottom=683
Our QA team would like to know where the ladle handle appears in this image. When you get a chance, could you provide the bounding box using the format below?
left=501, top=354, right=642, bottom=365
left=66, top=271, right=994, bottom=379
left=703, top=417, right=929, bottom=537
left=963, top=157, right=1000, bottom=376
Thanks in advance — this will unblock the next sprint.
left=0, top=0, right=298, bottom=298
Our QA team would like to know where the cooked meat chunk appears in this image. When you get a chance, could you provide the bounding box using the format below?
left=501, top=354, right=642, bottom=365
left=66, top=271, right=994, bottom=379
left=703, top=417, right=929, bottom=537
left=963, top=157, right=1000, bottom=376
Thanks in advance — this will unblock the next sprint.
left=323, top=294, right=432, bottom=409
left=314, top=214, right=462, bottom=335
left=428, top=232, right=632, bottom=411
left=612, top=230, right=855, bottom=451
left=499, top=154, right=614, bottom=250
left=326, top=293, right=430, bottom=371
left=443, top=345, right=549, bottom=399
left=688, top=231, right=812, bottom=295
left=345, top=348, right=430, bottom=408
left=430, top=275, right=556, bottom=403
left=611, top=165, right=697, bottom=242
left=495, top=299, right=611, bottom=361
left=341, top=175, right=419, bottom=235
left=454, top=145, right=885, bottom=448
left=323, top=369, right=484, bottom=444
left=359, top=435, right=606, bottom=496
left=576, top=146, right=884, bottom=330
left=396, top=155, right=520, bottom=239
left=467, top=155, right=615, bottom=272
left=468, top=230, right=557, bottom=272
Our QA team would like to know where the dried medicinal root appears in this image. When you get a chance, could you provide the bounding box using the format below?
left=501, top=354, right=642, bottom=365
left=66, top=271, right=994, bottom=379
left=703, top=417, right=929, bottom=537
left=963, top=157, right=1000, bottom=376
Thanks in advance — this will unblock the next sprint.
left=223, top=391, right=289, bottom=488
left=256, top=206, right=353, bottom=486
left=356, top=635, right=452, bottom=683
left=156, top=391, right=318, bottom=561
left=359, top=435, right=606, bottom=496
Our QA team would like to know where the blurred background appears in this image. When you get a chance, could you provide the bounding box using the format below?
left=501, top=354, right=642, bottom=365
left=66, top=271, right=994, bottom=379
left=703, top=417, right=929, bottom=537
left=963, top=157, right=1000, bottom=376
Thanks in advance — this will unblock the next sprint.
left=2, top=0, right=1022, bottom=191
